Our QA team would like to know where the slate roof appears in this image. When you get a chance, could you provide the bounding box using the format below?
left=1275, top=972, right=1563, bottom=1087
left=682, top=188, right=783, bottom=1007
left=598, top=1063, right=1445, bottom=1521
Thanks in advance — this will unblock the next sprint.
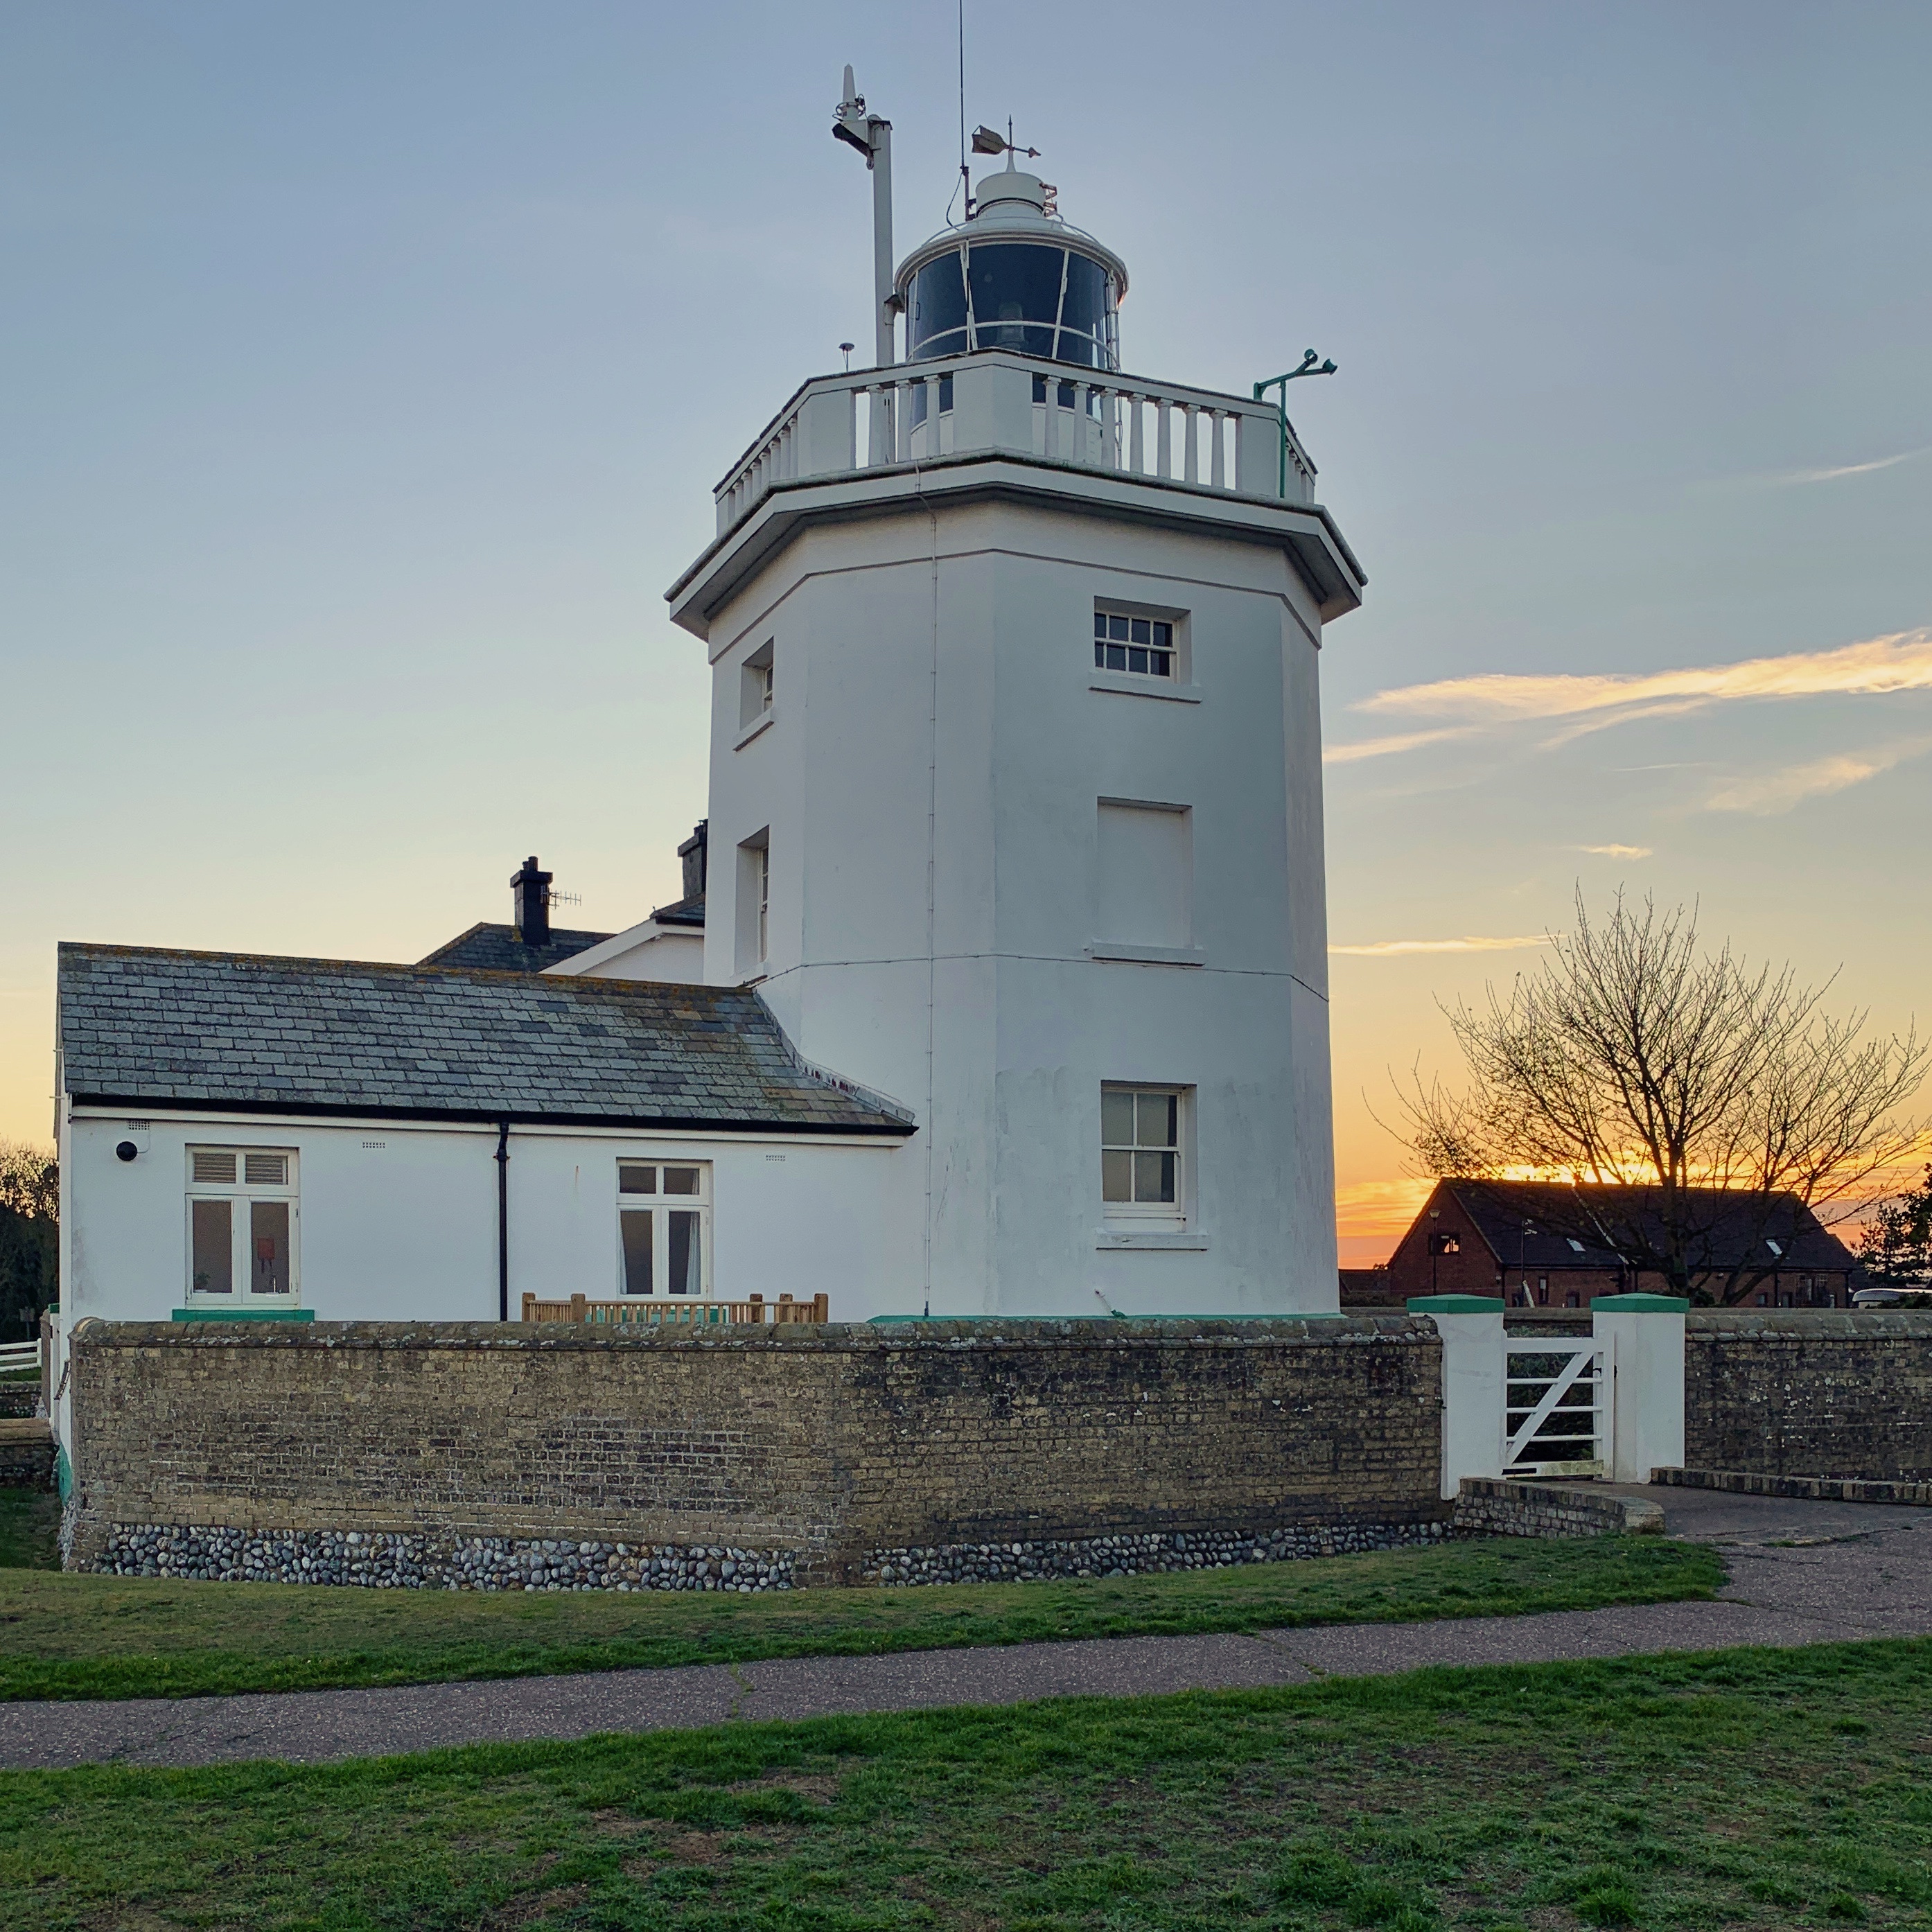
left=58, top=943, right=913, bottom=1135
left=648, top=893, right=705, bottom=930
left=416, top=923, right=613, bottom=973
left=1440, top=1179, right=1855, bottom=1273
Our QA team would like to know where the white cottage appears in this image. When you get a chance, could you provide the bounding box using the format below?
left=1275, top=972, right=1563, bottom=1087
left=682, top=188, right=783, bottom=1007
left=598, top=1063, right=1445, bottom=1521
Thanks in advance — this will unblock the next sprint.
left=54, top=112, right=1362, bottom=1349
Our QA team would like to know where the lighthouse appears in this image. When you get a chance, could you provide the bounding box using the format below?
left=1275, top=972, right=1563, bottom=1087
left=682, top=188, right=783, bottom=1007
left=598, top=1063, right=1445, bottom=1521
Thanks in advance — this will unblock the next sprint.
left=666, top=84, right=1365, bottom=1319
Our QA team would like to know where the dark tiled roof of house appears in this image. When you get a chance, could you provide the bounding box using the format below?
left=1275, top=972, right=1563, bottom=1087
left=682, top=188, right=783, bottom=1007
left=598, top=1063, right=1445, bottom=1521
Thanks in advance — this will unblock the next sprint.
left=58, top=943, right=913, bottom=1134
left=1441, top=1179, right=1855, bottom=1273
left=416, top=923, right=613, bottom=973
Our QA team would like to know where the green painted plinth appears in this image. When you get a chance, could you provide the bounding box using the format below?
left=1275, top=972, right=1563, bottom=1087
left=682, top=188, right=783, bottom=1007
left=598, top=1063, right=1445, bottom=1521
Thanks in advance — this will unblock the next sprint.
left=1406, top=1294, right=1505, bottom=1314
left=171, top=1308, right=316, bottom=1323
left=1591, top=1293, right=1689, bottom=1312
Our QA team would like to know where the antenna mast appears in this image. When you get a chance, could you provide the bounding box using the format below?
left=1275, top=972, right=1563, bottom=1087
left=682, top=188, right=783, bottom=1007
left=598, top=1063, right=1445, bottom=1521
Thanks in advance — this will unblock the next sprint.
left=833, top=66, right=896, bottom=380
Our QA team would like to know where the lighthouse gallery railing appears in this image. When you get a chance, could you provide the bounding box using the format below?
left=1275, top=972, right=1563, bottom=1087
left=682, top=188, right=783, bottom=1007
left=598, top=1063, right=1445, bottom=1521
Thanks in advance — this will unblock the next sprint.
left=713, top=349, right=1317, bottom=538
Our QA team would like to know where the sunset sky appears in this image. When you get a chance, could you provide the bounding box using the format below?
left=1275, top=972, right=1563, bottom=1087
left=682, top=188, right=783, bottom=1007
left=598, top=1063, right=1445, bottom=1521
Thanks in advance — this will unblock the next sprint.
left=3, top=3, right=1928, bottom=1263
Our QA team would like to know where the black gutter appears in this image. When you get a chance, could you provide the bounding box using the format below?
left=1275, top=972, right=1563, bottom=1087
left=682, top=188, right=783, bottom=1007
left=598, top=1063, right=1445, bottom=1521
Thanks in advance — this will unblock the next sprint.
left=66, top=1094, right=916, bottom=1136
left=495, top=1121, right=510, bottom=1321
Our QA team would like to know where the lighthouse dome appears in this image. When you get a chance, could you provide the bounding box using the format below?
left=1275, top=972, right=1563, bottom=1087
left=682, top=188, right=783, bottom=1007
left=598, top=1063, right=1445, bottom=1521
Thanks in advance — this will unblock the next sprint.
left=895, top=164, right=1128, bottom=370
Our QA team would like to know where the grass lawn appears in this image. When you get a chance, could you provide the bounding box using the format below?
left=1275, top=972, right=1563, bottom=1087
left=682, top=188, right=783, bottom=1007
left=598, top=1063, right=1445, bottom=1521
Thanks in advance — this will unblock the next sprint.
left=0, top=1491, right=59, bottom=1572
left=1, top=1638, right=1926, bottom=1929
left=0, top=1515, right=1723, bottom=1703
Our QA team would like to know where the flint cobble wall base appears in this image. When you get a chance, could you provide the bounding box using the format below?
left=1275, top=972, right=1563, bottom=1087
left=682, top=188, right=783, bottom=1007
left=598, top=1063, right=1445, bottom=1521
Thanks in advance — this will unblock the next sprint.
left=67, top=1316, right=1447, bottom=1586
left=98, top=1525, right=796, bottom=1592
left=864, top=1520, right=1447, bottom=1586
left=1686, top=1311, right=1932, bottom=1482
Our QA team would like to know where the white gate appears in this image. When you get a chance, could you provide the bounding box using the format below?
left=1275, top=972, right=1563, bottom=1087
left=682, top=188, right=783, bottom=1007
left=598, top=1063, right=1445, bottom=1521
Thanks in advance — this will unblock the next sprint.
left=1425, top=1297, right=1684, bottom=1494
left=1503, top=1337, right=1613, bottom=1478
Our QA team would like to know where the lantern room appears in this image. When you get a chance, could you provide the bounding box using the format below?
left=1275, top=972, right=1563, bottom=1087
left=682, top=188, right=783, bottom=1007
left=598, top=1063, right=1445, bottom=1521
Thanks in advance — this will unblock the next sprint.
left=894, top=163, right=1128, bottom=370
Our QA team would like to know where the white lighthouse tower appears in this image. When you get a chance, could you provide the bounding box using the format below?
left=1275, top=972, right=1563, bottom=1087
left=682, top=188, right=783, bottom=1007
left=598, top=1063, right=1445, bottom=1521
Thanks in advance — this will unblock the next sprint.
left=667, top=87, right=1364, bottom=1319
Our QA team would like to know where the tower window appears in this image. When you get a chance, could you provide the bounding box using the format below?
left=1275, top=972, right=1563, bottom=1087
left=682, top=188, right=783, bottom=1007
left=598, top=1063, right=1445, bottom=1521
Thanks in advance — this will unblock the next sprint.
left=735, top=831, right=770, bottom=974
left=1096, top=801, right=1191, bottom=949
left=1094, top=609, right=1174, bottom=680
left=1101, top=1085, right=1186, bottom=1222
left=739, top=639, right=775, bottom=730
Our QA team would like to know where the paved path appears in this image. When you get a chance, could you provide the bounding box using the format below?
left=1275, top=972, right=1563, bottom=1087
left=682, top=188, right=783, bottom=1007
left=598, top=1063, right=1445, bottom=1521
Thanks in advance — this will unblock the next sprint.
left=3, top=1486, right=1928, bottom=1771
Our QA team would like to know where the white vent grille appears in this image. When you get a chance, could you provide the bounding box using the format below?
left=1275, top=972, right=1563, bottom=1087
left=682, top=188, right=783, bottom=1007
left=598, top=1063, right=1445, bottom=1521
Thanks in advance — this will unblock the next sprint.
left=191, top=1151, right=237, bottom=1185
left=243, top=1153, right=288, bottom=1187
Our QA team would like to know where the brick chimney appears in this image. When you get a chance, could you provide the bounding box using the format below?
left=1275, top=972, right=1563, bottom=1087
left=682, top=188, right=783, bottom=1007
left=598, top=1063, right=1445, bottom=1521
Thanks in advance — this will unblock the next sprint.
left=676, top=820, right=708, bottom=902
left=510, top=855, right=552, bottom=947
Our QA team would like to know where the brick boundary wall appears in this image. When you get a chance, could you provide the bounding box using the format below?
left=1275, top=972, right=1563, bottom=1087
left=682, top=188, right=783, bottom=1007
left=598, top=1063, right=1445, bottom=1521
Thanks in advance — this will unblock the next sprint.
left=1452, top=1477, right=1662, bottom=1539
left=1653, top=1469, right=1932, bottom=1507
left=1685, top=1310, right=1932, bottom=1482
left=0, top=1422, right=55, bottom=1491
left=66, top=1315, right=1448, bottom=1587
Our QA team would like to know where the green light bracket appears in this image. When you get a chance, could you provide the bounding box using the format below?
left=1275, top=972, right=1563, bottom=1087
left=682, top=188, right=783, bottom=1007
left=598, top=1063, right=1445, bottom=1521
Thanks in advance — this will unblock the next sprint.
left=1253, top=349, right=1337, bottom=497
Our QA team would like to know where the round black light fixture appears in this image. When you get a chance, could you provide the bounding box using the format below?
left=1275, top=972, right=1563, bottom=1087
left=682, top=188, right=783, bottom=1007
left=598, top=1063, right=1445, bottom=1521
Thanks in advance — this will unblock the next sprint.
left=115, top=1141, right=139, bottom=1163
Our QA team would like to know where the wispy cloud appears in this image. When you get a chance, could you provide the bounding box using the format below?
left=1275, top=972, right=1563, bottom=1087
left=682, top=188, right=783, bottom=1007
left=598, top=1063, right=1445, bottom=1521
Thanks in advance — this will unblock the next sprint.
left=1766, top=446, right=1932, bottom=486
left=1323, top=726, right=1473, bottom=765
left=1330, top=933, right=1552, bottom=957
left=1358, top=629, right=1932, bottom=728
left=1705, top=740, right=1932, bottom=816
left=1335, top=1176, right=1437, bottom=1247
left=1574, top=843, right=1653, bottom=859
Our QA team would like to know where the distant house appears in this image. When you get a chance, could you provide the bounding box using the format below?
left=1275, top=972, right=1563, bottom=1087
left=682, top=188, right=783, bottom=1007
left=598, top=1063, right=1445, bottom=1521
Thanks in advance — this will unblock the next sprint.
left=420, top=832, right=708, bottom=985
left=1337, top=1265, right=1399, bottom=1308
left=1384, top=1179, right=1857, bottom=1310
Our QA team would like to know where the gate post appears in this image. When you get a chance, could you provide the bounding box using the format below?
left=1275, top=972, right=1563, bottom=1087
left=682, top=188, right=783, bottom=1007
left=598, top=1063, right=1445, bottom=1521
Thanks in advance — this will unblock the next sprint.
left=1591, top=1294, right=1687, bottom=1482
left=1409, top=1295, right=1505, bottom=1499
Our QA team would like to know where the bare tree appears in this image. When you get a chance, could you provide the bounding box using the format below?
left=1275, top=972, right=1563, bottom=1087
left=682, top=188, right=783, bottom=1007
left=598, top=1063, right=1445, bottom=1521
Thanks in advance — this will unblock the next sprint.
left=1392, top=892, right=1926, bottom=1304
left=0, top=1140, right=57, bottom=1222
left=0, top=1139, right=57, bottom=1342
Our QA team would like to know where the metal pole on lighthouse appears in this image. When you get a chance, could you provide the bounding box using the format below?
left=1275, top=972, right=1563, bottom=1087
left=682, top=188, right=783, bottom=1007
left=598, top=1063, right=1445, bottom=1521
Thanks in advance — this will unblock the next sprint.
left=834, top=66, right=896, bottom=461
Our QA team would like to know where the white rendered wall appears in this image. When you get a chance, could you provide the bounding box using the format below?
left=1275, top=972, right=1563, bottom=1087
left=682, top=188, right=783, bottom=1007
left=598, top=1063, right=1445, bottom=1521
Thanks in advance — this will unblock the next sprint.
left=696, top=495, right=1340, bottom=1319
left=545, top=924, right=705, bottom=983
left=58, top=1107, right=904, bottom=1336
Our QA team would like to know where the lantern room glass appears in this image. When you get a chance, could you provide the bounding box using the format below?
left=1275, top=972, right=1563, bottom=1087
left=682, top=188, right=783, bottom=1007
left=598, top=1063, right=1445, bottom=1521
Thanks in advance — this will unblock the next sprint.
left=906, top=241, right=1117, bottom=370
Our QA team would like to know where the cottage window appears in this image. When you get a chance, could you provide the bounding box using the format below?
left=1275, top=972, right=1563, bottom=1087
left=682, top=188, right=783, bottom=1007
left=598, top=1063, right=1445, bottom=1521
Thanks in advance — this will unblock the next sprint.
left=1093, top=608, right=1175, bottom=680
left=185, top=1146, right=298, bottom=1306
left=1101, top=1085, right=1186, bottom=1222
left=617, top=1161, right=711, bottom=1295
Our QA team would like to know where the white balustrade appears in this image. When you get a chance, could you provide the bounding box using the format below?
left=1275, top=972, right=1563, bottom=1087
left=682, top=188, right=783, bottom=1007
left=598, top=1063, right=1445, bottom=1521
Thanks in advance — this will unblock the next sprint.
left=712, top=351, right=1316, bottom=538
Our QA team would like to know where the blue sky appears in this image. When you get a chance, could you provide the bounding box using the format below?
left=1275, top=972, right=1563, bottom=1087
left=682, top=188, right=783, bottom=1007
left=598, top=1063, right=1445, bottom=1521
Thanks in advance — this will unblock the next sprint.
left=3, top=2, right=1928, bottom=1253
